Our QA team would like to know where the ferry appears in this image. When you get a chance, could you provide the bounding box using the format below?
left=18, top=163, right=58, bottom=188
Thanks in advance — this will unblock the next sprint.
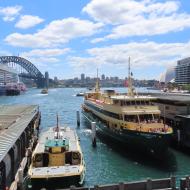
left=28, top=116, right=86, bottom=189
left=82, top=58, right=173, bottom=156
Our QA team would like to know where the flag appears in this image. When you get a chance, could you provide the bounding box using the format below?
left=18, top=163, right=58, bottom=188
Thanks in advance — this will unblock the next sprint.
left=131, top=72, right=133, bottom=76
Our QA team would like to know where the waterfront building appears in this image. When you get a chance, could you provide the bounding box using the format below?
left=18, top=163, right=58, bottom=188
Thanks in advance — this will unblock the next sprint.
left=175, top=57, right=190, bottom=85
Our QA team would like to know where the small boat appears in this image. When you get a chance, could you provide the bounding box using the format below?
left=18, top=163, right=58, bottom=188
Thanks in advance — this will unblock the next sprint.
left=76, top=92, right=84, bottom=96
left=41, top=88, right=48, bottom=94
left=28, top=115, right=86, bottom=189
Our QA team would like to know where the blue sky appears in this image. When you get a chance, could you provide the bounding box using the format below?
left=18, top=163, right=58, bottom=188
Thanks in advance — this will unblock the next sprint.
left=0, top=0, right=190, bottom=80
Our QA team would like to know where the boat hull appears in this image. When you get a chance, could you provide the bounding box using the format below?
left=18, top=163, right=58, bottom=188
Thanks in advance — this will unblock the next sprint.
left=29, top=175, right=82, bottom=189
left=82, top=110, right=171, bottom=156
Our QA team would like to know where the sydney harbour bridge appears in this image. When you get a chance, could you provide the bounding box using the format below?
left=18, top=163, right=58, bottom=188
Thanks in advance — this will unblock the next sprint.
left=0, top=56, right=48, bottom=88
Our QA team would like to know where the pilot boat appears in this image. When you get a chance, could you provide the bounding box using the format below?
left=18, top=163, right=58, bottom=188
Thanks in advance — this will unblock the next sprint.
left=82, top=58, right=173, bottom=156
left=28, top=116, right=85, bottom=189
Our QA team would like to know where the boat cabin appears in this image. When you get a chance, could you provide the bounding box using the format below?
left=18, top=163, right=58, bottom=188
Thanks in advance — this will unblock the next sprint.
left=32, top=138, right=81, bottom=168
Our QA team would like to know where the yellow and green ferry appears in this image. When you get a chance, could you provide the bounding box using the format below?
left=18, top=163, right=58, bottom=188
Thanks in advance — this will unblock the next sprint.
left=82, top=59, right=173, bottom=156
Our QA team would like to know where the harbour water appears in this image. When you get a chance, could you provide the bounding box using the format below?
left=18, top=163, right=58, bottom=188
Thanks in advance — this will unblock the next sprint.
left=1, top=88, right=190, bottom=187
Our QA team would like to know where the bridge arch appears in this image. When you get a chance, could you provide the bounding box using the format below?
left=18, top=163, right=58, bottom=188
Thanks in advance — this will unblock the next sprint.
left=0, top=56, right=44, bottom=79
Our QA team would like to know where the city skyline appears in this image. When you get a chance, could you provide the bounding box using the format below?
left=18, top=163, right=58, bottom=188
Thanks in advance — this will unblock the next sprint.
left=0, top=0, right=190, bottom=79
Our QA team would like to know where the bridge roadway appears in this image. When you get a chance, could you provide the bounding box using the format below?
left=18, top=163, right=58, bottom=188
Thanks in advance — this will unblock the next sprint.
left=0, top=105, right=40, bottom=190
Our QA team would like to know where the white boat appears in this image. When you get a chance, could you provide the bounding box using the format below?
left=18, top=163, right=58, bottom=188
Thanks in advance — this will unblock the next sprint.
left=28, top=117, right=85, bottom=189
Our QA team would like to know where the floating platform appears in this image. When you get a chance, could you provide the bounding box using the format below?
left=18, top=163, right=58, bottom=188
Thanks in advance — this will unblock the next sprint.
left=0, top=105, right=41, bottom=190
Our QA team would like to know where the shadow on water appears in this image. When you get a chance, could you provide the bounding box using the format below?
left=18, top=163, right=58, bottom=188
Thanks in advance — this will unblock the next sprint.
left=81, top=119, right=177, bottom=173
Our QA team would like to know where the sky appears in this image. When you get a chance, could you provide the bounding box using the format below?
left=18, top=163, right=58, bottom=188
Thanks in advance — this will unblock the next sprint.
left=0, top=0, right=190, bottom=80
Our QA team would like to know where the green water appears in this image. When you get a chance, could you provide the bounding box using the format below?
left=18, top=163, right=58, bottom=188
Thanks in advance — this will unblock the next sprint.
left=1, top=88, right=190, bottom=186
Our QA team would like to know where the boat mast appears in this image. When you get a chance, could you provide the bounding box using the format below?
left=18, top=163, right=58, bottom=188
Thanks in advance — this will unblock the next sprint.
left=95, top=68, right=100, bottom=93
left=56, top=114, right=59, bottom=139
left=127, top=57, right=133, bottom=96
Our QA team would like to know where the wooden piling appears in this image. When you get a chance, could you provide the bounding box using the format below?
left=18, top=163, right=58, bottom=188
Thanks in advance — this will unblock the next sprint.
left=17, top=168, right=24, bottom=190
left=146, top=178, right=152, bottom=190
left=77, top=111, right=80, bottom=127
left=91, top=122, right=96, bottom=147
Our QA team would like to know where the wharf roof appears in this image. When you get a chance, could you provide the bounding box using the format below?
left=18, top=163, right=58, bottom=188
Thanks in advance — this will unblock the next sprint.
left=34, top=127, right=79, bottom=154
left=0, top=105, right=39, bottom=162
left=141, top=92, right=190, bottom=104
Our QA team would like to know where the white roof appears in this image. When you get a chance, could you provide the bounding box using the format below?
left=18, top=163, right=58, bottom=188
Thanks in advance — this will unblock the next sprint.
left=110, top=95, right=156, bottom=100
left=30, top=165, right=81, bottom=178
left=34, top=127, right=80, bottom=154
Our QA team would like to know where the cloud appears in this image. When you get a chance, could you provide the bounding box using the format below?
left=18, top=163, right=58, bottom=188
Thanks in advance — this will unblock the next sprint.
left=5, top=17, right=103, bottom=48
left=68, top=41, right=190, bottom=77
left=21, top=48, right=70, bottom=57
left=83, top=0, right=190, bottom=41
left=20, top=48, right=70, bottom=64
left=15, top=15, right=44, bottom=29
left=0, top=5, right=22, bottom=21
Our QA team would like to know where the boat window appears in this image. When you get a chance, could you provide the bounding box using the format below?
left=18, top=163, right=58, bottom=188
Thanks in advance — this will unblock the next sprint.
left=136, top=101, right=140, bottom=105
left=65, top=152, right=72, bottom=164
left=33, top=154, right=43, bottom=167
left=124, top=115, right=138, bottom=122
left=35, top=154, right=42, bottom=162
left=43, top=153, right=49, bottom=167
left=72, top=152, right=81, bottom=165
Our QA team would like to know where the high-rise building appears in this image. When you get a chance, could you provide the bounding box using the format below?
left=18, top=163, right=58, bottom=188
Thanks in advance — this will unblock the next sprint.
left=175, top=57, right=190, bottom=85
left=45, top=71, right=49, bottom=88
left=81, top=73, right=85, bottom=81
left=54, top=76, right=58, bottom=83
left=101, top=74, right=105, bottom=80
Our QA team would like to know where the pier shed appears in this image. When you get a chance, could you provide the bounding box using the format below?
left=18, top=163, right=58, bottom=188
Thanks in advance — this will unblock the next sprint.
left=142, top=93, right=190, bottom=148
left=0, top=105, right=40, bottom=190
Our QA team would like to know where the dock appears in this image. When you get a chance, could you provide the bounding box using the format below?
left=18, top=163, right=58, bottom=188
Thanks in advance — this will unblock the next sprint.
left=63, top=176, right=190, bottom=190
left=0, top=105, right=40, bottom=190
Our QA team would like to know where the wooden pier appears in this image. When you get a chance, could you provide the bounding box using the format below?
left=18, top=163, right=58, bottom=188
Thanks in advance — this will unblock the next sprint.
left=0, top=105, right=40, bottom=190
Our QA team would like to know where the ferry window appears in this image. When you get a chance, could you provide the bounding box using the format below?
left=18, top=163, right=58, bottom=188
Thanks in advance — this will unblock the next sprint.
left=124, top=115, right=138, bottom=122
left=136, top=101, right=140, bottom=105
left=126, top=101, right=130, bottom=106
left=139, top=114, right=153, bottom=123
left=131, top=101, right=136, bottom=105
